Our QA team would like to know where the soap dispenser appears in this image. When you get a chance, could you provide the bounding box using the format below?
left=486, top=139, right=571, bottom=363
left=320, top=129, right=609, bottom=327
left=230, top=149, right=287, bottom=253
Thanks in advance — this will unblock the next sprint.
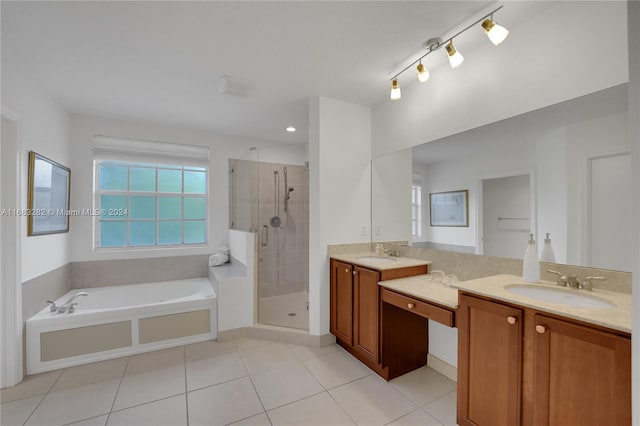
left=522, top=233, right=540, bottom=283
left=540, top=233, right=556, bottom=263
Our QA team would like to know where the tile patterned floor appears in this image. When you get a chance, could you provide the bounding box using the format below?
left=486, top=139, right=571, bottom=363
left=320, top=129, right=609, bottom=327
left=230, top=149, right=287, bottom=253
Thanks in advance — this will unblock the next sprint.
left=1, top=338, right=457, bottom=426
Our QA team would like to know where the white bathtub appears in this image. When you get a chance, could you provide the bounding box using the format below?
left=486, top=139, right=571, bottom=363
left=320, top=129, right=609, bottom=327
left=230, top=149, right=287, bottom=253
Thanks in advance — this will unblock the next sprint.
left=26, top=278, right=217, bottom=374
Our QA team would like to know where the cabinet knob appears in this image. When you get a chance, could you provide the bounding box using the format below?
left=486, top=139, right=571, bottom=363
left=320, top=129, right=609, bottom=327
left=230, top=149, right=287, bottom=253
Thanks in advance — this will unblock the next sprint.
left=407, top=303, right=415, bottom=309
left=507, top=316, right=517, bottom=325
left=536, top=325, right=547, bottom=334
left=344, top=268, right=349, bottom=273
left=353, top=270, right=357, bottom=275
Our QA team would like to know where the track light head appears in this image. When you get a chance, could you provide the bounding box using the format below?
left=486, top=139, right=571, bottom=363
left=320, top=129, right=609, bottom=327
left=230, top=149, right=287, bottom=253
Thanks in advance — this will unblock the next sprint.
left=446, top=41, right=464, bottom=69
left=390, top=79, right=401, bottom=100
left=482, top=18, right=509, bottom=45
left=416, top=62, right=430, bottom=83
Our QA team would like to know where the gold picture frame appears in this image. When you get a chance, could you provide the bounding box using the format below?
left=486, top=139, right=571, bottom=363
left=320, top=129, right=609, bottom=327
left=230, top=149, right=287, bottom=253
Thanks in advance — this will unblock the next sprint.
left=429, top=189, right=469, bottom=227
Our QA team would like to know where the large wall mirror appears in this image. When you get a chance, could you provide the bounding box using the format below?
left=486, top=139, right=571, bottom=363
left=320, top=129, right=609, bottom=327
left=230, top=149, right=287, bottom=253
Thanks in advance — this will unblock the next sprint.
left=372, top=83, right=632, bottom=273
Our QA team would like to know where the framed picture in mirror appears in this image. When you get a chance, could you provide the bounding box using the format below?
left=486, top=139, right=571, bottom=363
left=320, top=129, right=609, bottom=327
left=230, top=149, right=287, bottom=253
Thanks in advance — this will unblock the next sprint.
left=430, top=189, right=468, bottom=227
left=27, top=151, right=71, bottom=236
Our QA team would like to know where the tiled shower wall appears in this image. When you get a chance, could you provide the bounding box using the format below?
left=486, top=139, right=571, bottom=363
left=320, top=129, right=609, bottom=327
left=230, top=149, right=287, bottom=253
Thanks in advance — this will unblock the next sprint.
left=230, top=158, right=309, bottom=298
left=258, top=161, right=309, bottom=298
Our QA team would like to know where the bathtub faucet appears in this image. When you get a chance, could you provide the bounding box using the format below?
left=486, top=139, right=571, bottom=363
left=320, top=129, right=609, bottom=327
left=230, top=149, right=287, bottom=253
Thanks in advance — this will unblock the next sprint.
left=47, top=292, right=88, bottom=314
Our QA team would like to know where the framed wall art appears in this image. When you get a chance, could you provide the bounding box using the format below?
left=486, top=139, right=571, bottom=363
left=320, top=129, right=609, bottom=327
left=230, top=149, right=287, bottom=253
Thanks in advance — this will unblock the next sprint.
left=429, top=189, right=468, bottom=227
left=27, top=151, right=71, bottom=236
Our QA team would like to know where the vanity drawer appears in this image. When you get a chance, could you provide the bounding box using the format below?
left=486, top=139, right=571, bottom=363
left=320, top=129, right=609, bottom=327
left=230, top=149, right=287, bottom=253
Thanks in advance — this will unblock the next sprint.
left=381, top=288, right=454, bottom=327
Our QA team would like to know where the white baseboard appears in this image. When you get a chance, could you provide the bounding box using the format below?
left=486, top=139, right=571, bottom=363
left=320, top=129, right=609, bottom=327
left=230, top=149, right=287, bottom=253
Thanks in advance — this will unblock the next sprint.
left=427, top=353, right=457, bottom=382
left=219, top=325, right=335, bottom=348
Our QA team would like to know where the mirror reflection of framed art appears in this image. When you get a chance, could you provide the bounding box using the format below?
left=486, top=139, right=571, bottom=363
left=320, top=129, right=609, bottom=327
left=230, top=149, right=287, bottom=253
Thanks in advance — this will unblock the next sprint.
left=429, top=189, right=468, bottom=227
left=27, top=151, right=71, bottom=236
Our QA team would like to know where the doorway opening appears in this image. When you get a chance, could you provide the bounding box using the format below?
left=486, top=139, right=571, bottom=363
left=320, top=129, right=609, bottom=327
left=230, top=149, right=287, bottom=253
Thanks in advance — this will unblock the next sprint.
left=480, top=173, right=533, bottom=259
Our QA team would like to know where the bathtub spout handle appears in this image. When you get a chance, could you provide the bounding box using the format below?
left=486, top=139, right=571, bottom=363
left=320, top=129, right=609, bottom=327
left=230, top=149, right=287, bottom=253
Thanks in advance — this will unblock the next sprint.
left=55, top=292, right=88, bottom=313
left=46, top=300, right=57, bottom=312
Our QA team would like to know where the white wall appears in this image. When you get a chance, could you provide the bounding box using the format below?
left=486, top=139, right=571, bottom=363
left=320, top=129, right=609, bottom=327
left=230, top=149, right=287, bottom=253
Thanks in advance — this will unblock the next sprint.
left=257, top=144, right=307, bottom=166
left=409, top=85, right=627, bottom=265
left=627, top=1, right=639, bottom=423
left=69, top=114, right=277, bottom=262
left=309, top=96, right=371, bottom=335
left=429, top=322, right=457, bottom=368
left=1, top=61, right=72, bottom=282
left=372, top=1, right=628, bottom=158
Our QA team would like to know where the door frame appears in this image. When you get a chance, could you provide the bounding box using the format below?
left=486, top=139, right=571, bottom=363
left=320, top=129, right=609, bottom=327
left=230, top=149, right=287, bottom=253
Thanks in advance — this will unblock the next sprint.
left=582, top=147, right=631, bottom=267
left=1, top=106, right=23, bottom=388
left=475, top=168, right=536, bottom=256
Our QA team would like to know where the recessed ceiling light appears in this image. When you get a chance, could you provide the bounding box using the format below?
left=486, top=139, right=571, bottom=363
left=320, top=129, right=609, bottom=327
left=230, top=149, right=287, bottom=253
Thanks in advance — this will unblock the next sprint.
left=286, top=127, right=296, bottom=132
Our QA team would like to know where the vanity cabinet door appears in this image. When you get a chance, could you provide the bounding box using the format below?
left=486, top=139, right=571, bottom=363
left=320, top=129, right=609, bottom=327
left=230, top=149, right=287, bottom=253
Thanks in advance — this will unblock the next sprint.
left=353, top=266, right=381, bottom=364
left=330, top=260, right=353, bottom=345
left=532, top=314, right=631, bottom=426
left=458, top=294, right=523, bottom=426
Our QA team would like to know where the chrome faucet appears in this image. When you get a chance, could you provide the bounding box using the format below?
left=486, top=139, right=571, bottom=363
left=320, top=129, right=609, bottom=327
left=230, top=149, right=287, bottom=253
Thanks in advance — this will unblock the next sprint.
left=547, top=270, right=606, bottom=291
left=547, top=269, right=570, bottom=287
left=47, top=292, right=88, bottom=313
left=384, top=249, right=401, bottom=257
left=579, top=276, right=606, bottom=291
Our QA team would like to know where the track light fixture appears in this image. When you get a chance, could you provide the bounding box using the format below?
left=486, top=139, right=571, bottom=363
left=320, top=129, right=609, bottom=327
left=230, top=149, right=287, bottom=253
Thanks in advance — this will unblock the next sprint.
left=390, top=78, right=401, bottom=100
left=389, top=5, right=509, bottom=100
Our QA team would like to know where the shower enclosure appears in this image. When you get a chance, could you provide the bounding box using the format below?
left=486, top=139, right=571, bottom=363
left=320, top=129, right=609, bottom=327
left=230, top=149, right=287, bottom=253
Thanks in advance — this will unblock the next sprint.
left=229, top=145, right=309, bottom=330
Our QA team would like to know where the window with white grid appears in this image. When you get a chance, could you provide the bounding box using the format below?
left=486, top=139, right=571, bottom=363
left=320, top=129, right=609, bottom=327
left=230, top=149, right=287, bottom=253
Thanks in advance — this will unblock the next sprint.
left=92, top=136, right=209, bottom=249
left=411, top=182, right=422, bottom=237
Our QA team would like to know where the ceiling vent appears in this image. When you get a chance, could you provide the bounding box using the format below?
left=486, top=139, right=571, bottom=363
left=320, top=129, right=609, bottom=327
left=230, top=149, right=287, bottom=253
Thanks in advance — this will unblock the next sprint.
left=219, top=75, right=254, bottom=97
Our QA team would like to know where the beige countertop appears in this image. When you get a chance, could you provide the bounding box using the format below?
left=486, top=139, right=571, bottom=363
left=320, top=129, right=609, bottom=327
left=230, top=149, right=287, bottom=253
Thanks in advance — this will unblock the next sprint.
left=330, top=252, right=431, bottom=271
left=450, top=274, right=632, bottom=334
left=379, top=275, right=459, bottom=309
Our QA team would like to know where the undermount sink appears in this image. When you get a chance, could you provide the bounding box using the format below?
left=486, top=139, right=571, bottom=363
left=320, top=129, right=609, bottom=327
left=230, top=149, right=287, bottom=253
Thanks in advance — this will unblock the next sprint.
left=504, top=284, right=615, bottom=309
left=356, top=256, right=396, bottom=262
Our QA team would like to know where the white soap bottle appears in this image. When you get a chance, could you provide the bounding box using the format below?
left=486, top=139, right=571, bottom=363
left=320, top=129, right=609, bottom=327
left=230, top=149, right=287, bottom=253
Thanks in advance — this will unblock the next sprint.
left=522, top=233, right=540, bottom=283
left=540, top=233, right=556, bottom=263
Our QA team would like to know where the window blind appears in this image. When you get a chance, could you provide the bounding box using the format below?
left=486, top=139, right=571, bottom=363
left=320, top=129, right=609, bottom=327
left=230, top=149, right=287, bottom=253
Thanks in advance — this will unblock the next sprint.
left=93, top=135, right=209, bottom=167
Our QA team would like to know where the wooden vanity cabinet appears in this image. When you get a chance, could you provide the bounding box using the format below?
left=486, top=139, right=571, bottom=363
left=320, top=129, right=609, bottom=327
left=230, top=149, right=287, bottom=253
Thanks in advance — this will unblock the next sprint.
left=353, top=266, right=381, bottom=364
left=458, top=293, right=632, bottom=426
left=330, top=260, right=354, bottom=345
left=530, top=314, right=631, bottom=426
left=329, top=258, right=428, bottom=376
left=457, top=294, right=523, bottom=426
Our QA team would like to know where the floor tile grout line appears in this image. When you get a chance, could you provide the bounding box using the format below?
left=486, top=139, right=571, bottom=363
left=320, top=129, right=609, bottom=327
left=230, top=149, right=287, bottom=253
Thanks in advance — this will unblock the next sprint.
left=107, top=392, right=186, bottom=415
left=382, top=406, right=444, bottom=426
left=0, top=389, right=46, bottom=406
left=261, top=388, right=325, bottom=413
left=104, top=356, right=130, bottom=426
left=21, top=368, right=67, bottom=425
left=245, top=369, right=268, bottom=415
left=60, top=413, right=109, bottom=426
left=223, top=410, right=272, bottom=426
left=421, top=389, right=457, bottom=424
left=324, top=388, right=359, bottom=426
left=18, top=393, right=46, bottom=426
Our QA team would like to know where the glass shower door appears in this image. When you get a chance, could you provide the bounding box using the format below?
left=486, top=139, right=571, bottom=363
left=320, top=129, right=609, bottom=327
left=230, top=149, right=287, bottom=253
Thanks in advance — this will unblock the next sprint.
left=256, top=146, right=309, bottom=330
